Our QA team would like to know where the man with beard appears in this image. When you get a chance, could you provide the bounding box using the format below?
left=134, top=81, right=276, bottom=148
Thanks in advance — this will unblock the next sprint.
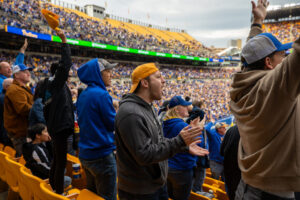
left=115, top=63, right=209, bottom=199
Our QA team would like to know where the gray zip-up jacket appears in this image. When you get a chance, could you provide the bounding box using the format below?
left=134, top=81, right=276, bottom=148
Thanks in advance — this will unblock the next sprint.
left=115, top=93, right=186, bottom=194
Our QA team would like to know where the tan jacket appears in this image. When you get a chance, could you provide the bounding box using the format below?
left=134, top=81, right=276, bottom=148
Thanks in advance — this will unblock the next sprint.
left=4, top=80, right=33, bottom=138
left=230, top=27, right=300, bottom=191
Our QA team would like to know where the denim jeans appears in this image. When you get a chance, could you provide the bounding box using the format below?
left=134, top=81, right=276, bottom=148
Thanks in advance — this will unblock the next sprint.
left=210, top=160, right=224, bottom=181
left=235, top=180, right=295, bottom=200
left=192, top=166, right=206, bottom=192
left=63, top=175, right=72, bottom=188
left=80, top=152, right=117, bottom=200
left=118, top=185, right=168, bottom=200
left=167, top=168, right=194, bottom=200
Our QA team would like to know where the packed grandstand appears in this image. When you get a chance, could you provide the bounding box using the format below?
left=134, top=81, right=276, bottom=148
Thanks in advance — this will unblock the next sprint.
left=0, top=0, right=300, bottom=199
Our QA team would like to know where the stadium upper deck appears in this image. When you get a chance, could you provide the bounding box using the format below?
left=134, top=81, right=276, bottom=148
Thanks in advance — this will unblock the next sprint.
left=0, top=0, right=215, bottom=59
left=263, top=3, right=300, bottom=43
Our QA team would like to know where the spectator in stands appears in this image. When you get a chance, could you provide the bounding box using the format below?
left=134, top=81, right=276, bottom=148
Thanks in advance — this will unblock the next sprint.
left=188, top=100, right=208, bottom=193
left=4, top=63, right=33, bottom=157
left=115, top=63, right=209, bottom=200
left=41, top=29, right=74, bottom=194
left=231, top=0, right=300, bottom=199
left=186, top=100, right=205, bottom=124
left=206, top=122, right=226, bottom=180
left=220, top=125, right=241, bottom=200
left=22, top=123, right=72, bottom=188
left=158, top=100, right=170, bottom=125
left=192, top=131, right=209, bottom=194
left=0, top=78, right=13, bottom=147
left=0, top=39, right=27, bottom=92
left=28, top=80, right=46, bottom=126
left=0, top=62, right=12, bottom=92
left=163, top=95, right=204, bottom=200
left=76, top=58, right=118, bottom=200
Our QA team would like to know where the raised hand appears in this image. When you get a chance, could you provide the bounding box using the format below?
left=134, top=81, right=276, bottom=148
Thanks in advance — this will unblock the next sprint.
left=20, top=38, right=28, bottom=54
left=190, top=117, right=200, bottom=128
left=188, top=141, right=209, bottom=156
left=190, top=116, right=205, bottom=130
left=251, top=0, right=269, bottom=24
left=55, top=29, right=67, bottom=43
left=179, top=126, right=202, bottom=146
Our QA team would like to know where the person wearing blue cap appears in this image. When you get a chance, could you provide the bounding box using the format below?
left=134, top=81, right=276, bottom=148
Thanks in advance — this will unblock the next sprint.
left=4, top=62, right=33, bottom=157
left=163, top=96, right=205, bottom=200
left=231, top=0, right=300, bottom=199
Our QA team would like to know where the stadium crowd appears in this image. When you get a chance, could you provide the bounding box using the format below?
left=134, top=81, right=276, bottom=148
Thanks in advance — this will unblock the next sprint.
left=0, top=0, right=214, bottom=58
left=263, top=21, right=300, bottom=43
left=0, top=50, right=236, bottom=122
left=1, top=0, right=300, bottom=200
left=107, top=79, right=232, bottom=122
left=0, top=51, right=237, bottom=79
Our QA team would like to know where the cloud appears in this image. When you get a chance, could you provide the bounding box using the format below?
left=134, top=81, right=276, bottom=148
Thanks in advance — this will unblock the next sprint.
left=190, top=27, right=250, bottom=47
left=57, top=0, right=290, bottom=46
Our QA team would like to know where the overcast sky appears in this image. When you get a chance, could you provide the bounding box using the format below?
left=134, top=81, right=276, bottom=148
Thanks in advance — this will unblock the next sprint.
left=57, top=0, right=292, bottom=48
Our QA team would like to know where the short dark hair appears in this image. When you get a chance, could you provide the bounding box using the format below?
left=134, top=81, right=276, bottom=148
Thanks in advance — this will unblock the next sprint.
left=241, top=51, right=277, bottom=71
left=185, top=96, right=191, bottom=102
left=28, top=123, right=46, bottom=141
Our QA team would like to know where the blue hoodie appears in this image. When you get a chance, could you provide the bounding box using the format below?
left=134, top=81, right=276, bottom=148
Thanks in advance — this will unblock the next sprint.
left=163, top=118, right=197, bottom=170
left=205, top=122, right=224, bottom=163
left=77, top=58, right=116, bottom=160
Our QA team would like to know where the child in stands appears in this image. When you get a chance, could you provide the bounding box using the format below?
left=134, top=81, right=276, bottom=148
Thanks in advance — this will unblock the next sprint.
left=22, top=123, right=71, bottom=190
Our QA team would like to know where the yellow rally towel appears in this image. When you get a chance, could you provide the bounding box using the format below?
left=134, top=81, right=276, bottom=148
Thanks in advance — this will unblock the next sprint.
left=41, top=9, right=60, bottom=31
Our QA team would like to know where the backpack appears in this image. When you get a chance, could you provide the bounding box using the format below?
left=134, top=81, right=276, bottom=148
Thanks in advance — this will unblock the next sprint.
left=39, top=78, right=53, bottom=122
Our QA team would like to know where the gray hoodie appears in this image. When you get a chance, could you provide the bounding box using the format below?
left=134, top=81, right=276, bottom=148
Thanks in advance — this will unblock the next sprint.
left=115, top=93, right=186, bottom=194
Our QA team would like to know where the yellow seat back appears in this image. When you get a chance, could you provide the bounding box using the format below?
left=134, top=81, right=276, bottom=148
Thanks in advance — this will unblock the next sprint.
left=77, top=189, right=105, bottom=200
left=66, top=153, right=87, bottom=189
left=0, top=143, right=4, bottom=150
left=3, top=146, right=16, bottom=158
left=188, top=191, right=211, bottom=200
left=18, top=167, right=32, bottom=200
left=204, top=177, right=225, bottom=191
left=19, top=166, right=45, bottom=200
left=216, top=189, right=229, bottom=200
left=18, top=155, right=26, bottom=165
left=0, top=151, right=9, bottom=181
left=4, top=156, right=23, bottom=192
left=40, top=182, right=69, bottom=200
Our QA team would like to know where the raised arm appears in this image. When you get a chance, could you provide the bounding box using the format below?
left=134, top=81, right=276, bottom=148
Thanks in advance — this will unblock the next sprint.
left=247, top=0, right=269, bottom=41
left=14, top=38, right=28, bottom=65
left=51, top=29, right=72, bottom=89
